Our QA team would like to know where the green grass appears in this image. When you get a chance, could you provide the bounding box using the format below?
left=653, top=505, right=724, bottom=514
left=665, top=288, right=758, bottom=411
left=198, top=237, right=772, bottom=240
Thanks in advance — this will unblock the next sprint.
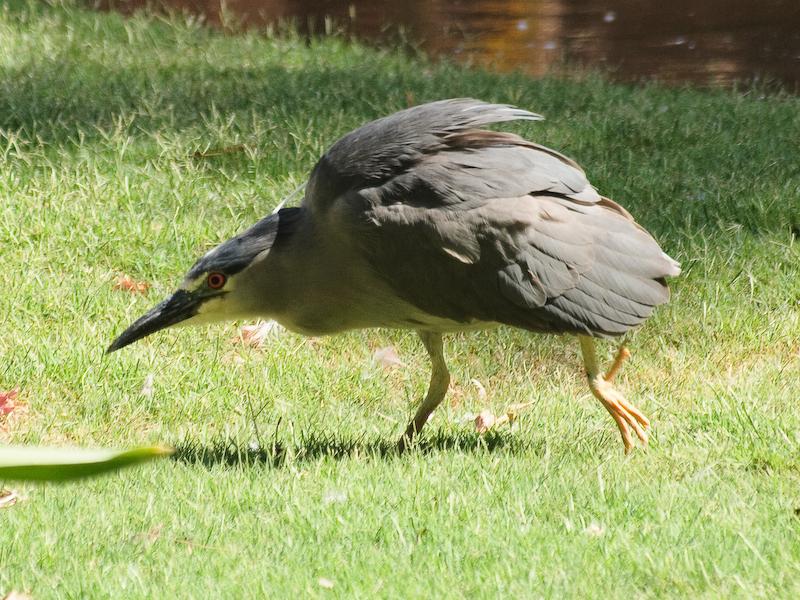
left=2, top=1, right=800, bottom=597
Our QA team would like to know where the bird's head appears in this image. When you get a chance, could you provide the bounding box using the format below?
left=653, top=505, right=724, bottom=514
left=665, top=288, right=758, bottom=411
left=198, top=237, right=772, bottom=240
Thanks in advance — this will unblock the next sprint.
left=107, top=208, right=300, bottom=353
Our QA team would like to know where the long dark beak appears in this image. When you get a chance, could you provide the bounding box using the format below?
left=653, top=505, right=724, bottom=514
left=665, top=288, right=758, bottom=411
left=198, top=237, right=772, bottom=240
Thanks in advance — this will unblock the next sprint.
left=107, top=290, right=200, bottom=353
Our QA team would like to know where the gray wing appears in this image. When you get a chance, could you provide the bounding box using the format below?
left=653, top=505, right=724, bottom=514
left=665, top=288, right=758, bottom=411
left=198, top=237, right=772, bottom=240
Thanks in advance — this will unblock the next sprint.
left=305, top=99, right=568, bottom=207
left=305, top=99, right=679, bottom=337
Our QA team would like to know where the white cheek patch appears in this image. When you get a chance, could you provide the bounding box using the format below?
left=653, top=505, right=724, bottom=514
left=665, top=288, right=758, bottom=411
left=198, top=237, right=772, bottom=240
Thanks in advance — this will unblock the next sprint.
left=199, top=296, right=225, bottom=313
left=180, top=296, right=228, bottom=327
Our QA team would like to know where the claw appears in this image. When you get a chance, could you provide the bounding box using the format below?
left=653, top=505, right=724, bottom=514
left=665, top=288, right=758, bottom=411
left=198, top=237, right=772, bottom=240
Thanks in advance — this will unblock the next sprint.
left=590, top=375, right=649, bottom=453
left=579, top=337, right=649, bottom=454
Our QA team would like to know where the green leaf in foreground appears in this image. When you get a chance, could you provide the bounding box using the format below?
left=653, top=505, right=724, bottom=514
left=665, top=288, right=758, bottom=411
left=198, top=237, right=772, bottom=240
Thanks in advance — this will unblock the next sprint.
left=0, top=446, right=173, bottom=482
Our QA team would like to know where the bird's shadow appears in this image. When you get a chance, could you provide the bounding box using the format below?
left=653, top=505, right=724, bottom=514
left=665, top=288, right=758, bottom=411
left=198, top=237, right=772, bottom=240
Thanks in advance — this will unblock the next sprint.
left=172, top=428, right=535, bottom=469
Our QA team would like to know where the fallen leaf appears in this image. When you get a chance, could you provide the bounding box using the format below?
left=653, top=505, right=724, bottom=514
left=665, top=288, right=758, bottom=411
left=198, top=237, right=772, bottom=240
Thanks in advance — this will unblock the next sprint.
left=231, top=320, right=284, bottom=348
left=0, top=390, right=27, bottom=440
left=305, top=337, right=323, bottom=350
left=506, top=401, right=535, bottom=418
left=177, top=537, right=195, bottom=554
left=473, top=401, right=535, bottom=434
left=0, top=489, right=20, bottom=509
left=221, top=350, right=246, bottom=366
left=113, top=274, right=150, bottom=294
left=147, top=524, right=164, bottom=543
left=373, top=346, right=404, bottom=369
left=474, top=409, right=498, bottom=433
left=584, top=521, right=605, bottom=537
left=140, top=374, right=155, bottom=398
left=448, top=384, right=465, bottom=408
left=470, top=378, right=487, bottom=400
left=405, top=90, right=416, bottom=107
left=318, top=578, right=335, bottom=589
left=459, top=412, right=477, bottom=423
left=0, top=389, right=19, bottom=416
left=322, top=489, right=347, bottom=505
left=3, top=591, right=33, bottom=600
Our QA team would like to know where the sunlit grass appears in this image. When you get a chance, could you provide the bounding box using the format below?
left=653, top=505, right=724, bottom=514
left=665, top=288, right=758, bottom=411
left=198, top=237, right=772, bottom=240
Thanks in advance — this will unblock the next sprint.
left=1, top=1, right=800, bottom=597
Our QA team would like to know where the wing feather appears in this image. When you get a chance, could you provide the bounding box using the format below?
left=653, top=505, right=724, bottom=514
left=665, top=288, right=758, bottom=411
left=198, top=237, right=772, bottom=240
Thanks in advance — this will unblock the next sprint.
left=305, top=99, right=543, bottom=207
left=308, top=99, right=679, bottom=337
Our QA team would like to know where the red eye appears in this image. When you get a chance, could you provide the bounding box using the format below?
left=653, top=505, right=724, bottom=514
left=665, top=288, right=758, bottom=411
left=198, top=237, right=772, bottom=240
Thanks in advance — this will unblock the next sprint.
left=206, top=272, right=226, bottom=289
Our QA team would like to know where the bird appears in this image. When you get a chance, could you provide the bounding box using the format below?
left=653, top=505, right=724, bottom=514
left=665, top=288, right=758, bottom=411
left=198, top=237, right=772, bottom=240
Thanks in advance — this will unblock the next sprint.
left=108, top=99, right=679, bottom=454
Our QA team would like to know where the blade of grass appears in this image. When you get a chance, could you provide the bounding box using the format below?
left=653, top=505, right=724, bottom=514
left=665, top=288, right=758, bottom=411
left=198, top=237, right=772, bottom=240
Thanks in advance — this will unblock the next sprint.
left=0, top=446, right=173, bottom=482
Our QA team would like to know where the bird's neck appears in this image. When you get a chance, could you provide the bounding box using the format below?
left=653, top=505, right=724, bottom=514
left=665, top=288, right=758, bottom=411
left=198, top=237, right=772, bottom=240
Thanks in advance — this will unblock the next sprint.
left=257, top=208, right=373, bottom=335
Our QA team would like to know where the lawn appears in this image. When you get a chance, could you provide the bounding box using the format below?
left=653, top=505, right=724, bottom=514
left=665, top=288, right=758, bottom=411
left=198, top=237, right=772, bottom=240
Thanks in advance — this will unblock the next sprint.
left=1, top=1, right=800, bottom=597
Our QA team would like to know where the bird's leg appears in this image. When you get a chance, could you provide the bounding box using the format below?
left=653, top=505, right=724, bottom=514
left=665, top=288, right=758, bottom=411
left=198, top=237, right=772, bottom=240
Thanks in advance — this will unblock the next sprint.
left=603, top=345, right=631, bottom=383
left=578, top=335, right=649, bottom=453
left=397, top=331, right=450, bottom=452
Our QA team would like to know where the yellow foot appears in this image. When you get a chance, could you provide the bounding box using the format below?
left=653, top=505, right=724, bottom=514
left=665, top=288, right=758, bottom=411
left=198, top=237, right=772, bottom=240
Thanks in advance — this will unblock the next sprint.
left=579, top=339, right=650, bottom=454
left=589, top=374, right=650, bottom=453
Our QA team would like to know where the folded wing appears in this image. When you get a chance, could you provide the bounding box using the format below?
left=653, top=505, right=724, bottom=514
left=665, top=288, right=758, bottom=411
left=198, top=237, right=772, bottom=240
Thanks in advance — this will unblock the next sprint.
left=304, top=99, right=679, bottom=337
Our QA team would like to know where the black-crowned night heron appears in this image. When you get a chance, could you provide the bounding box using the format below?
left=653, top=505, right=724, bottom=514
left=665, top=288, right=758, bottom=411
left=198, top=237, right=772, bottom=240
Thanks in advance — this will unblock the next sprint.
left=108, top=99, right=679, bottom=453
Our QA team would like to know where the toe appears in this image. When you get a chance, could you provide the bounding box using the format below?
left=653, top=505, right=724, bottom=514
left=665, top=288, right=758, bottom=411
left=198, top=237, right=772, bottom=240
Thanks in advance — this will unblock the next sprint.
left=602, top=400, right=633, bottom=453
left=618, top=396, right=650, bottom=429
